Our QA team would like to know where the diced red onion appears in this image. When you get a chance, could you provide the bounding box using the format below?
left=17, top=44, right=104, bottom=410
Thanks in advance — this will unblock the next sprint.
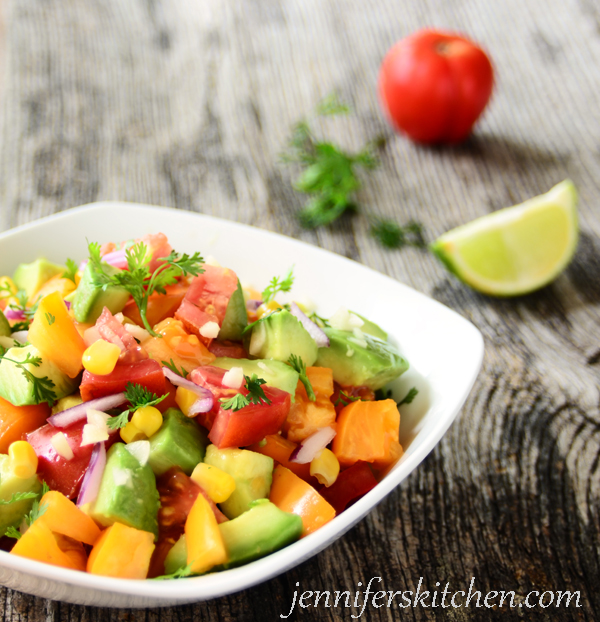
left=101, top=249, right=129, bottom=270
left=289, top=426, right=336, bottom=464
left=77, top=441, right=106, bottom=507
left=79, top=260, right=88, bottom=272
left=246, top=299, right=262, bottom=312
left=162, top=367, right=214, bottom=412
left=290, top=302, right=329, bottom=348
left=4, top=308, right=25, bottom=321
left=64, top=300, right=71, bottom=310
left=11, top=330, right=29, bottom=344
left=48, top=392, right=128, bottom=428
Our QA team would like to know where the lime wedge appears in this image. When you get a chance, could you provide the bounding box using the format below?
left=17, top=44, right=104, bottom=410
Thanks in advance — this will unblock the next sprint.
left=431, top=180, right=578, bottom=296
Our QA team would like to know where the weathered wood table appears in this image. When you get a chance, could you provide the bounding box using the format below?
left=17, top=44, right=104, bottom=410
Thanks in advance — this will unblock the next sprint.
left=0, top=0, right=598, bottom=620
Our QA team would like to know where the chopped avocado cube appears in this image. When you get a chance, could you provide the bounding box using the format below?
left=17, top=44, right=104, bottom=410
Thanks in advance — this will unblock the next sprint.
left=219, top=280, right=248, bottom=341
left=0, top=344, right=78, bottom=406
left=0, top=454, right=41, bottom=535
left=164, top=534, right=188, bottom=575
left=351, top=312, right=388, bottom=341
left=0, top=310, right=10, bottom=337
left=315, top=328, right=409, bottom=390
left=72, top=261, right=130, bottom=324
left=218, top=499, right=303, bottom=569
left=204, top=445, right=273, bottom=519
left=12, top=258, right=66, bottom=299
left=148, top=408, right=209, bottom=476
left=248, top=309, right=318, bottom=365
left=89, top=442, right=160, bottom=539
left=212, top=357, right=299, bottom=398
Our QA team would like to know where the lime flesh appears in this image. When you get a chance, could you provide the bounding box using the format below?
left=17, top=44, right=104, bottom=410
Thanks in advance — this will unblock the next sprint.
left=431, top=180, right=579, bottom=296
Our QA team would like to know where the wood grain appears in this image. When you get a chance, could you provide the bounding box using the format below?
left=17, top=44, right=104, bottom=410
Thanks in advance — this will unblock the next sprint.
left=1, top=0, right=599, bottom=619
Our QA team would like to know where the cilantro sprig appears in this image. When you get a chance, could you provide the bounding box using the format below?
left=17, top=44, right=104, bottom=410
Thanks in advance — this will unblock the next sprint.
left=397, top=387, right=418, bottom=407
left=287, top=354, right=315, bottom=401
left=62, top=258, right=79, bottom=284
left=88, top=241, right=204, bottom=337
left=282, top=95, right=378, bottom=229
left=220, top=374, right=272, bottom=412
left=262, top=268, right=294, bottom=304
left=369, top=219, right=426, bottom=250
left=334, top=390, right=361, bottom=408
left=161, top=359, right=188, bottom=379
left=107, top=382, right=167, bottom=430
left=0, top=351, right=57, bottom=405
left=152, top=562, right=195, bottom=580
left=4, top=482, right=51, bottom=539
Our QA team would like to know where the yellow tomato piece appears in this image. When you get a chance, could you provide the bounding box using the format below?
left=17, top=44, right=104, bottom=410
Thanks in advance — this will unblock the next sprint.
left=190, top=463, right=236, bottom=504
left=184, top=493, right=227, bottom=574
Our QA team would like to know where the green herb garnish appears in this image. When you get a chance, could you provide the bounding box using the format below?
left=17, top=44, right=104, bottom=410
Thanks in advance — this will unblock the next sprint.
left=88, top=241, right=204, bottom=337
left=287, top=354, right=315, bottom=401
left=0, top=351, right=57, bottom=405
left=62, top=258, right=79, bottom=284
left=397, top=387, right=418, bottom=407
left=4, top=526, right=22, bottom=540
left=152, top=562, right=195, bottom=580
left=161, top=359, right=188, bottom=379
left=0, top=491, right=39, bottom=506
left=261, top=268, right=294, bottom=304
left=107, top=382, right=167, bottom=430
left=369, top=219, right=426, bottom=250
left=220, top=374, right=272, bottom=411
left=45, top=312, right=55, bottom=326
left=334, top=390, right=361, bottom=408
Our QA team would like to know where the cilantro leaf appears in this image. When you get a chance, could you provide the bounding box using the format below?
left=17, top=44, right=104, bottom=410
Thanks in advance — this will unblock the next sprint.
left=45, top=312, right=55, bottom=326
left=25, top=497, right=48, bottom=527
left=261, top=268, right=294, bottom=304
left=0, top=352, right=57, bottom=405
left=4, top=526, right=21, bottom=540
left=124, top=382, right=167, bottom=410
left=62, top=258, right=79, bottom=284
left=369, top=219, right=426, bottom=250
left=287, top=354, right=315, bottom=401
left=151, top=562, right=195, bottom=580
left=0, top=491, right=39, bottom=505
left=397, top=387, right=418, bottom=407
left=106, top=411, right=131, bottom=431
left=334, top=390, right=361, bottom=408
left=282, top=98, right=378, bottom=229
left=88, top=241, right=204, bottom=337
left=161, top=359, right=188, bottom=379
left=219, top=374, right=272, bottom=412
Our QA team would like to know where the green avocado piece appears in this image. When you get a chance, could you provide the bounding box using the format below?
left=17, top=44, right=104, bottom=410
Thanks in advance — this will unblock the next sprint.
left=164, top=534, right=188, bottom=575
left=351, top=312, right=388, bottom=341
left=204, top=445, right=273, bottom=519
left=89, top=442, right=160, bottom=539
left=212, top=357, right=299, bottom=398
left=248, top=309, right=317, bottom=366
left=12, top=258, right=66, bottom=299
left=315, top=328, right=409, bottom=390
left=0, top=455, right=41, bottom=536
left=148, top=408, right=209, bottom=477
left=72, top=261, right=130, bottom=324
left=217, top=499, right=303, bottom=569
left=218, top=280, right=248, bottom=341
left=0, top=310, right=10, bottom=337
left=0, top=344, right=78, bottom=406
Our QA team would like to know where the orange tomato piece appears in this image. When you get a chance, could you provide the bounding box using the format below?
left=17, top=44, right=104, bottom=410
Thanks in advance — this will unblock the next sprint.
left=283, top=367, right=337, bottom=443
left=0, top=396, right=50, bottom=454
left=39, top=491, right=101, bottom=545
left=27, top=291, right=87, bottom=378
left=122, top=281, right=188, bottom=328
left=87, top=523, right=155, bottom=579
left=247, top=434, right=317, bottom=485
left=11, top=520, right=80, bottom=570
left=332, top=399, right=401, bottom=469
left=269, top=465, right=336, bottom=537
left=31, top=275, right=76, bottom=303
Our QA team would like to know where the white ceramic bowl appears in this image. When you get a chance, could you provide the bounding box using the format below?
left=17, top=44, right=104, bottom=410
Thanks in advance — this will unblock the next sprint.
left=0, top=203, right=483, bottom=607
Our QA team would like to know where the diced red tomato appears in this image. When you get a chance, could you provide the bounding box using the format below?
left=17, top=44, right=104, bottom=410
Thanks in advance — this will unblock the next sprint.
left=26, top=422, right=117, bottom=499
left=319, top=461, right=378, bottom=514
left=175, top=265, right=240, bottom=346
left=331, top=382, right=376, bottom=415
left=148, top=467, right=227, bottom=577
left=80, top=359, right=166, bottom=402
left=95, top=307, right=147, bottom=365
left=189, top=365, right=292, bottom=448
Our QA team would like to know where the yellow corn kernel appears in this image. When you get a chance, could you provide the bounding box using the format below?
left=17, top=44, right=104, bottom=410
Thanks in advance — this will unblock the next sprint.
left=51, top=394, right=83, bottom=415
left=82, top=340, right=121, bottom=375
left=131, top=406, right=163, bottom=438
left=256, top=300, right=283, bottom=319
left=175, top=387, right=200, bottom=417
left=120, top=421, right=147, bottom=444
left=190, top=463, right=236, bottom=504
left=8, top=441, right=38, bottom=479
left=310, top=448, right=340, bottom=487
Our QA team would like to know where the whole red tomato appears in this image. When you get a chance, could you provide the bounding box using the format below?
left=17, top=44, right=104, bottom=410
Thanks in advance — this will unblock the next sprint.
left=378, top=29, right=494, bottom=144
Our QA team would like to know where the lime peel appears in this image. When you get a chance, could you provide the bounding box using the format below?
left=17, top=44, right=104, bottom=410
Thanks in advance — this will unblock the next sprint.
left=431, top=180, right=579, bottom=296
